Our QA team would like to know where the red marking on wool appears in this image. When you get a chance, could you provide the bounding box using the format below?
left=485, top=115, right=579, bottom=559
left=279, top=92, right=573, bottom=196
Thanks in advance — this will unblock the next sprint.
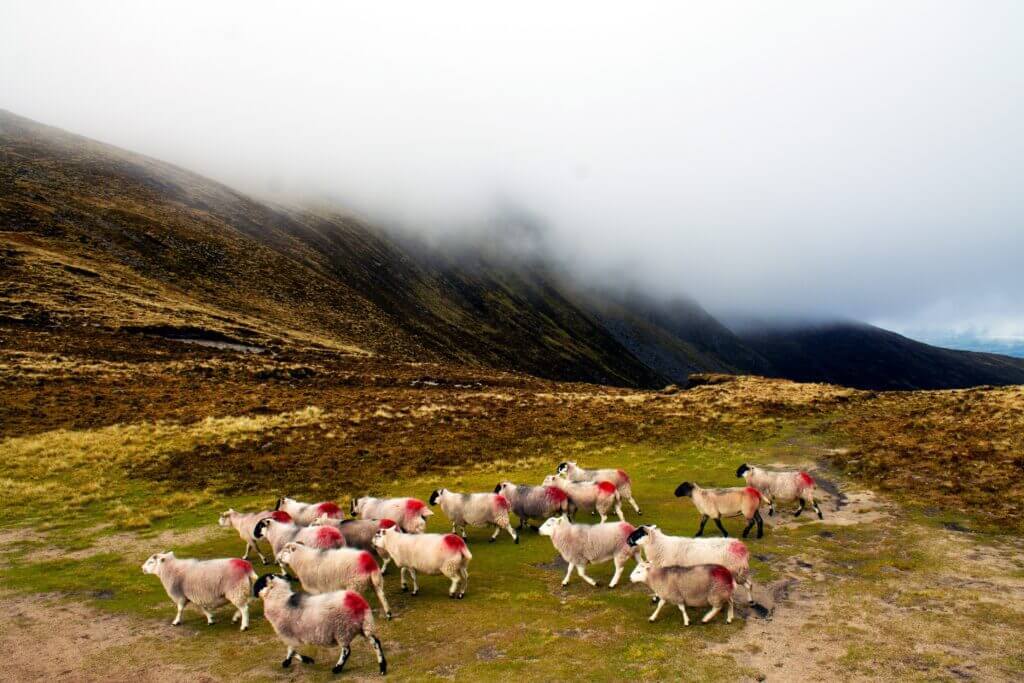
left=315, top=501, right=342, bottom=518
left=494, top=494, right=510, bottom=511
left=597, top=481, right=617, bottom=495
left=314, top=526, right=344, bottom=548
left=269, top=510, right=292, bottom=523
left=378, top=519, right=397, bottom=530
left=544, top=486, right=568, bottom=503
left=229, top=558, right=253, bottom=576
left=727, top=541, right=749, bottom=561
left=356, top=551, right=378, bottom=575
left=619, top=522, right=636, bottom=538
left=616, top=469, right=630, bottom=484
left=442, top=534, right=467, bottom=553
left=404, top=499, right=426, bottom=516
left=343, top=591, right=370, bottom=620
left=798, top=472, right=815, bottom=488
left=710, top=564, right=733, bottom=588
left=744, top=487, right=762, bottom=502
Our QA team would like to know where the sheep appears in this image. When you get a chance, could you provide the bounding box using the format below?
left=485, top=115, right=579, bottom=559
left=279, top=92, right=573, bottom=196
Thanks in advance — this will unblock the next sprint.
left=626, top=525, right=754, bottom=603
left=674, top=482, right=764, bottom=539
left=372, top=526, right=473, bottom=598
left=141, top=551, right=256, bottom=630
left=429, top=488, right=518, bottom=544
left=275, top=497, right=344, bottom=525
left=493, top=482, right=575, bottom=530
left=537, top=516, right=638, bottom=588
left=277, top=541, right=391, bottom=619
left=629, top=561, right=735, bottom=625
left=218, top=508, right=292, bottom=564
left=254, top=574, right=387, bottom=675
left=253, top=517, right=347, bottom=568
left=351, top=496, right=432, bottom=533
left=736, top=463, right=823, bottom=519
left=541, top=474, right=624, bottom=523
left=556, top=461, right=642, bottom=515
left=311, top=516, right=399, bottom=551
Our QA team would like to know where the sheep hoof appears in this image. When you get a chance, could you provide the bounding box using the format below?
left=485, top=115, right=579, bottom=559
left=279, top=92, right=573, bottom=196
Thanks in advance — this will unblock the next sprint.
left=332, top=664, right=345, bottom=674
left=637, top=510, right=643, bottom=516
left=488, top=538, right=496, bottom=543
left=401, top=585, right=408, bottom=592
left=457, top=593, right=465, bottom=599
left=282, top=659, right=292, bottom=669
left=648, top=616, right=656, bottom=623
left=411, top=590, right=418, bottom=596
left=385, top=611, right=392, bottom=620
left=514, top=536, right=520, bottom=545
left=299, top=655, right=315, bottom=664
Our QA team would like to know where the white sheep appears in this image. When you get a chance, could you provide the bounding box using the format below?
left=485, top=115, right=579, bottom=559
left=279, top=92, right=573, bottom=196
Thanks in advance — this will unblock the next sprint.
left=429, top=488, right=518, bottom=543
left=254, top=574, right=387, bottom=675
left=277, top=541, right=391, bottom=619
left=674, top=482, right=764, bottom=538
left=537, top=516, right=638, bottom=588
left=275, top=497, right=344, bottom=525
left=556, top=461, right=642, bottom=514
left=351, top=496, right=432, bottom=533
left=371, top=527, right=473, bottom=598
left=253, top=517, right=346, bottom=567
left=630, top=561, right=735, bottom=625
left=217, top=508, right=292, bottom=564
left=311, top=516, right=399, bottom=551
left=494, top=482, right=574, bottom=530
left=141, top=552, right=256, bottom=630
left=736, top=463, right=823, bottom=519
left=627, top=525, right=754, bottom=603
left=542, top=474, right=624, bottom=523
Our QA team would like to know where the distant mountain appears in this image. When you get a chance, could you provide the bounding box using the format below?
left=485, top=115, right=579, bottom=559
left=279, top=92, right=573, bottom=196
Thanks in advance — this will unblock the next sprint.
left=3, top=109, right=1023, bottom=391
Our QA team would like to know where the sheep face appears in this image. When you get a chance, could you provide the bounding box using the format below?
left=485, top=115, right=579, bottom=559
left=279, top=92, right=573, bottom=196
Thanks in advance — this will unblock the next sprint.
left=629, top=561, right=651, bottom=584
left=350, top=497, right=366, bottom=518
left=428, top=489, right=446, bottom=506
left=372, top=527, right=397, bottom=550
left=626, top=525, right=655, bottom=547
left=277, top=542, right=303, bottom=566
left=674, top=482, right=695, bottom=498
left=555, top=462, right=570, bottom=476
left=494, top=482, right=512, bottom=495
left=142, top=551, right=172, bottom=574
left=253, top=573, right=290, bottom=599
left=735, top=464, right=751, bottom=478
left=541, top=475, right=559, bottom=487
left=275, top=497, right=293, bottom=511
left=217, top=510, right=234, bottom=527
left=537, top=517, right=564, bottom=536
left=405, top=513, right=428, bottom=533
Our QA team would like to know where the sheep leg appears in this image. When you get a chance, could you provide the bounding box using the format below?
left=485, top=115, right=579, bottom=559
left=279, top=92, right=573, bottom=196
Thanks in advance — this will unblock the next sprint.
left=764, top=495, right=775, bottom=517
left=615, top=501, right=625, bottom=522
left=794, top=498, right=806, bottom=517
left=576, top=564, right=598, bottom=587
left=609, top=556, right=627, bottom=588
left=755, top=510, right=764, bottom=538
left=458, top=566, right=469, bottom=598
left=371, top=573, right=392, bottom=619
left=172, top=599, right=187, bottom=626
left=744, top=578, right=754, bottom=604
left=726, top=598, right=735, bottom=624
left=448, top=571, right=461, bottom=598
left=282, top=647, right=295, bottom=668
left=460, top=525, right=468, bottom=539
left=713, top=517, right=729, bottom=537
left=742, top=516, right=756, bottom=538
left=399, top=566, right=408, bottom=592
left=369, top=635, right=387, bottom=675
left=233, top=603, right=250, bottom=631
left=409, top=568, right=419, bottom=595
left=562, top=562, right=575, bottom=586
left=649, top=598, right=666, bottom=622
left=379, top=557, right=391, bottom=575
left=490, top=525, right=501, bottom=543
left=696, top=514, right=709, bottom=536
left=201, top=608, right=215, bottom=625
left=506, top=523, right=519, bottom=544
left=599, top=510, right=608, bottom=523
left=332, top=645, right=351, bottom=674
left=679, top=603, right=690, bottom=626
left=702, top=605, right=722, bottom=623
left=251, top=542, right=268, bottom=565
left=809, top=495, right=824, bottom=519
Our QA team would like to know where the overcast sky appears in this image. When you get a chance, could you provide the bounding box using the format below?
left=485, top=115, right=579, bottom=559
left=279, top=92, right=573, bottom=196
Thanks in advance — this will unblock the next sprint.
left=3, top=1, right=1023, bottom=344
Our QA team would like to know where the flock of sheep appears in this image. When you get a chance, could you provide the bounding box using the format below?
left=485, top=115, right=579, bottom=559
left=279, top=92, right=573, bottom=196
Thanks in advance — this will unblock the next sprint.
left=141, top=459, right=823, bottom=676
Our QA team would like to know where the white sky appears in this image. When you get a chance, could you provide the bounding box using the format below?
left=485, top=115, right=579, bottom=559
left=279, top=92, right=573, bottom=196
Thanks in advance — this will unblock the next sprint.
left=3, top=1, right=1022, bottom=340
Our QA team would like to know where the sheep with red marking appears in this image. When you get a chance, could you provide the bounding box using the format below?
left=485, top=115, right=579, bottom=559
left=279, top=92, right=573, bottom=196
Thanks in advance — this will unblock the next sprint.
left=218, top=509, right=291, bottom=564
left=254, top=517, right=346, bottom=569
left=556, top=461, right=642, bottom=515
left=538, top=516, right=638, bottom=588
left=371, top=527, right=473, bottom=598
left=674, top=482, right=764, bottom=538
left=630, top=561, right=735, bottom=625
left=542, top=474, right=624, bottom=523
left=429, top=488, right=518, bottom=544
left=141, top=552, right=256, bottom=630
left=277, top=541, right=391, bottom=619
left=494, top=482, right=575, bottom=530
left=275, top=497, right=344, bottom=525
left=254, top=574, right=387, bottom=675
left=627, top=525, right=754, bottom=603
left=311, top=516, right=398, bottom=551
left=736, top=464, right=823, bottom=519
left=351, top=496, right=432, bottom=533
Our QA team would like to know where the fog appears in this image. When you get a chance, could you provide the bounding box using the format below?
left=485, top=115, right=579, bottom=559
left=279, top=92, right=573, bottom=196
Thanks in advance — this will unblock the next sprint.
left=3, top=2, right=1023, bottom=344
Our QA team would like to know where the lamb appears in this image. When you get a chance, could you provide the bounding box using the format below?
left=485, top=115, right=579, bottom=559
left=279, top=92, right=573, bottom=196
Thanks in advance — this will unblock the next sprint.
left=351, top=496, right=432, bottom=533
left=556, top=461, right=642, bottom=515
left=493, top=482, right=574, bottom=530
left=626, top=525, right=754, bottom=603
left=141, top=551, right=256, bottom=630
left=629, top=561, right=735, bottom=625
left=254, top=574, right=387, bottom=675
left=372, top=526, right=473, bottom=598
left=275, top=497, right=344, bottom=525
left=218, top=508, right=292, bottom=564
left=277, top=542, right=391, bottom=619
left=541, top=474, right=624, bottom=523
left=537, top=516, right=638, bottom=588
left=736, top=463, right=823, bottom=519
left=674, top=482, right=764, bottom=539
left=428, top=488, right=518, bottom=543
left=253, top=517, right=347, bottom=567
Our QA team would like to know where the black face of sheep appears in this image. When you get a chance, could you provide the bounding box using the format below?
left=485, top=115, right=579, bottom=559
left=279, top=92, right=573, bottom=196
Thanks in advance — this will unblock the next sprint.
left=428, top=490, right=442, bottom=505
left=674, top=482, right=695, bottom=498
left=274, top=497, right=284, bottom=510
left=626, top=526, right=650, bottom=547
left=493, top=483, right=502, bottom=494
left=735, top=464, right=750, bottom=478
left=349, top=498, right=359, bottom=518
left=556, top=462, right=568, bottom=475
left=253, top=518, right=270, bottom=538
left=252, top=573, right=275, bottom=597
